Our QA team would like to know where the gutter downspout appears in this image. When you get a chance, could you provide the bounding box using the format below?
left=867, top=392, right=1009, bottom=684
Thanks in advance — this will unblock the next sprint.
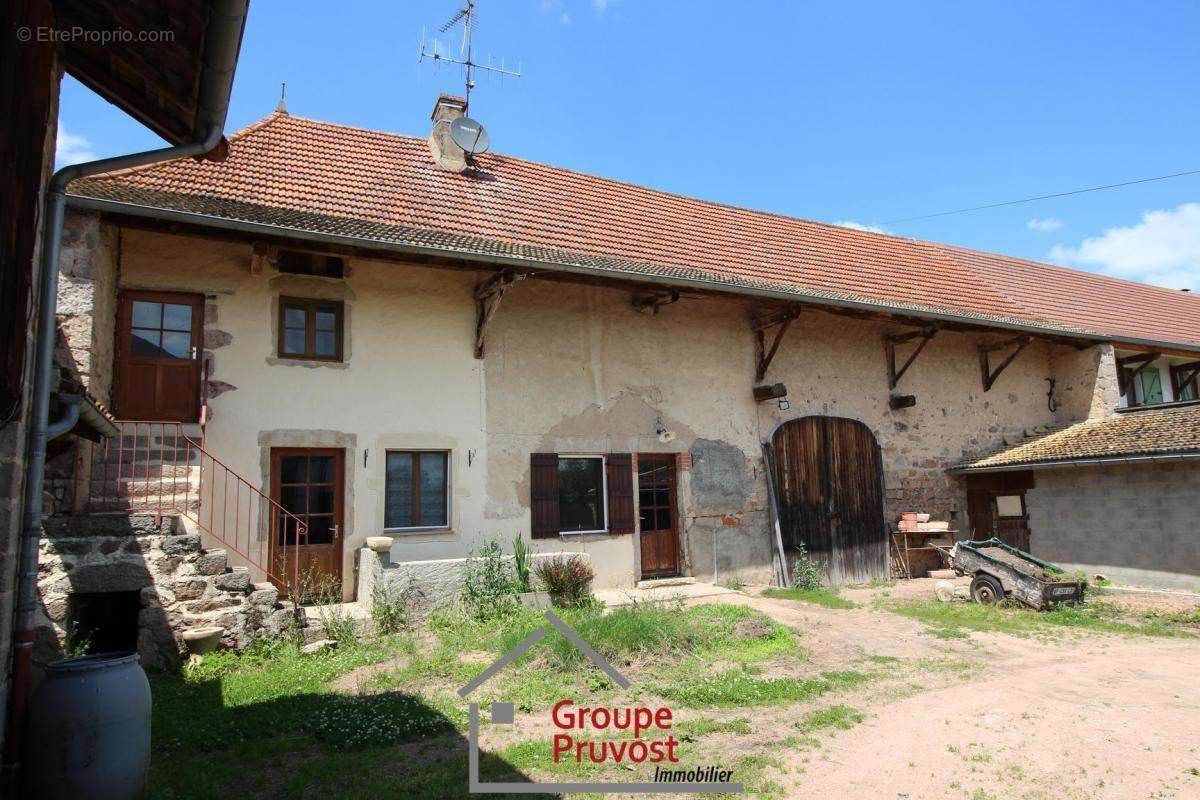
left=43, top=394, right=82, bottom=441
left=5, top=0, right=247, bottom=780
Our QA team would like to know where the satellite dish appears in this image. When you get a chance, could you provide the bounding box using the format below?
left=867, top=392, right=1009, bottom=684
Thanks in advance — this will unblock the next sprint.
left=449, top=116, right=490, bottom=155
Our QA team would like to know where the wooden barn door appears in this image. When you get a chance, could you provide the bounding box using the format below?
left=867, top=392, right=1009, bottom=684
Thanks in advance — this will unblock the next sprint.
left=770, top=417, right=888, bottom=584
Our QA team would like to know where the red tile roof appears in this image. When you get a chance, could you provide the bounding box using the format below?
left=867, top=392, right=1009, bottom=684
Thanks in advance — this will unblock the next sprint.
left=69, top=111, right=1200, bottom=349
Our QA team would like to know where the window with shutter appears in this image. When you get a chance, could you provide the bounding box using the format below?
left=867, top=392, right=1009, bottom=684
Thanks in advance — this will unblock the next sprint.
left=606, top=453, right=635, bottom=534
left=530, top=453, right=560, bottom=539
left=1138, top=368, right=1164, bottom=405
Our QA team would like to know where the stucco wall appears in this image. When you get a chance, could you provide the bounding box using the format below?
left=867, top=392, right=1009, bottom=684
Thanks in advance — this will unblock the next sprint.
left=101, top=224, right=1109, bottom=595
left=1025, top=461, right=1200, bottom=590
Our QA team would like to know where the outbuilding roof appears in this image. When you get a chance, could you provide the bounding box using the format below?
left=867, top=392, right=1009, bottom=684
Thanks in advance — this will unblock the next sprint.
left=951, top=405, right=1200, bottom=472
left=67, top=111, right=1200, bottom=350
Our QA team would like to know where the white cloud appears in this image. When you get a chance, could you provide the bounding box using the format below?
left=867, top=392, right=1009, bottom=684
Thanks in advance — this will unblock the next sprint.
left=560, top=13, right=571, bottom=24
left=593, top=0, right=618, bottom=10
left=56, top=126, right=97, bottom=167
left=832, top=220, right=891, bottom=235
left=1048, top=203, right=1200, bottom=292
left=1027, top=217, right=1063, bottom=232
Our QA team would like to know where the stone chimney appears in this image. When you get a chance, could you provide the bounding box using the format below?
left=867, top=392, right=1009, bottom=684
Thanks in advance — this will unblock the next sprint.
left=429, top=94, right=469, bottom=172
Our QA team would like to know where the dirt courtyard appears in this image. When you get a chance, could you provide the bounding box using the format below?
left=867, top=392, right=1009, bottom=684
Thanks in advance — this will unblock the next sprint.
left=682, top=583, right=1200, bottom=800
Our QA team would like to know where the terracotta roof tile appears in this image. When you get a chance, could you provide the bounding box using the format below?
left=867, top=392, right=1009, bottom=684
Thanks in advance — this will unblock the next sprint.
left=954, top=405, right=1200, bottom=470
left=69, top=112, right=1200, bottom=348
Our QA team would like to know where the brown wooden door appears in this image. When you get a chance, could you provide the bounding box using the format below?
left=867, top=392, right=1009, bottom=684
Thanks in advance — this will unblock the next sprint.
left=965, top=472, right=1034, bottom=550
left=270, top=448, right=345, bottom=595
left=638, top=454, right=679, bottom=577
left=115, top=291, right=204, bottom=422
left=770, top=417, right=888, bottom=584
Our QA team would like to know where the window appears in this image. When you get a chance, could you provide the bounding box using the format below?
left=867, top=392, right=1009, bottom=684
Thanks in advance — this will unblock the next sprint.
left=994, top=494, right=1025, bottom=519
left=558, top=456, right=607, bottom=533
left=1122, top=366, right=1164, bottom=406
left=1171, top=364, right=1199, bottom=402
left=130, top=299, right=193, bottom=359
left=385, top=451, right=449, bottom=529
left=277, top=249, right=345, bottom=278
left=278, top=297, right=343, bottom=361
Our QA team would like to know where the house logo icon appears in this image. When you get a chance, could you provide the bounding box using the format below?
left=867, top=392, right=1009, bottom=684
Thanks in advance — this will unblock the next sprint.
left=458, top=609, right=743, bottom=795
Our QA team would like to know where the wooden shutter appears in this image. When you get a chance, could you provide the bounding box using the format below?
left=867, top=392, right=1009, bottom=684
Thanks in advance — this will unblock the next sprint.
left=1140, top=369, right=1163, bottom=404
left=606, top=453, right=635, bottom=535
left=530, top=453, right=560, bottom=539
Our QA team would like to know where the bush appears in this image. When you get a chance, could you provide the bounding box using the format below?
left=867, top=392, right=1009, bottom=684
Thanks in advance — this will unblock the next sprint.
left=535, top=555, right=594, bottom=607
left=791, top=541, right=826, bottom=590
left=512, top=533, right=533, bottom=593
left=461, top=538, right=517, bottom=619
left=371, top=576, right=421, bottom=635
left=298, top=569, right=358, bottom=645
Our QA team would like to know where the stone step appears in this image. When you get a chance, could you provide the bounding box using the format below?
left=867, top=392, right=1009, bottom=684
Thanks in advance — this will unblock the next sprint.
left=43, top=513, right=181, bottom=537
left=86, top=496, right=201, bottom=514
left=90, top=477, right=199, bottom=497
left=635, top=576, right=696, bottom=590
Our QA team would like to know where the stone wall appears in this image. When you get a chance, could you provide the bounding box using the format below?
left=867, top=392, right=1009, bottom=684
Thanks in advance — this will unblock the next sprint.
left=34, top=514, right=299, bottom=669
left=1025, top=460, right=1200, bottom=590
left=359, top=547, right=594, bottom=616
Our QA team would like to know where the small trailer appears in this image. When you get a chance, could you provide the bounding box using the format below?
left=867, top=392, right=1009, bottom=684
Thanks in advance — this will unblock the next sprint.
left=951, top=538, right=1086, bottom=610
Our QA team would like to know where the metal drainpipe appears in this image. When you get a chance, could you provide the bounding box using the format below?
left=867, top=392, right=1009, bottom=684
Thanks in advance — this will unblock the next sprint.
left=4, top=127, right=224, bottom=773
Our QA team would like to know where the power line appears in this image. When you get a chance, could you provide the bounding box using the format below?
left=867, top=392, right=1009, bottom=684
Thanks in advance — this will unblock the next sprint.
left=885, top=168, right=1200, bottom=224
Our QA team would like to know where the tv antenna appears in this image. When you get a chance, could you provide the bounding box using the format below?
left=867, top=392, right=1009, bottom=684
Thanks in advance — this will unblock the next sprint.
left=419, top=0, right=522, bottom=112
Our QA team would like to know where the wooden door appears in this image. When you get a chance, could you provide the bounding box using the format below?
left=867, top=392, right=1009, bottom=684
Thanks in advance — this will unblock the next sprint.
left=270, top=448, right=345, bottom=595
left=770, top=417, right=888, bottom=584
left=115, top=291, right=204, bottom=422
left=965, top=471, right=1034, bottom=550
left=638, top=454, right=679, bottom=577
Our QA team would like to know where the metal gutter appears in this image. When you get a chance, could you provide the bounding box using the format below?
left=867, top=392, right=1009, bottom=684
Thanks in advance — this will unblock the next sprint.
left=6, top=0, right=249, bottom=778
left=61, top=194, right=1200, bottom=356
left=949, top=450, right=1200, bottom=474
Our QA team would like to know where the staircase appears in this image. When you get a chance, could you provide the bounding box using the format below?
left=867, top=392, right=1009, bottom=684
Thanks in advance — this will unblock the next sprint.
left=87, top=421, right=308, bottom=594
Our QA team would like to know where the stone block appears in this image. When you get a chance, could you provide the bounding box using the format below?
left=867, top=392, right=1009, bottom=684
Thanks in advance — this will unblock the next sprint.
left=154, top=555, right=183, bottom=574
left=248, top=585, right=278, bottom=608
left=194, top=550, right=229, bottom=576
left=185, top=596, right=242, bottom=613
left=173, top=577, right=208, bottom=601
left=63, top=560, right=154, bottom=593
left=162, top=534, right=202, bottom=555
left=212, top=568, right=250, bottom=593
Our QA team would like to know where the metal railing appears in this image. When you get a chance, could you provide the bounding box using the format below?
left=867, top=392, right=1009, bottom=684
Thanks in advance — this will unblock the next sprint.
left=89, top=420, right=306, bottom=595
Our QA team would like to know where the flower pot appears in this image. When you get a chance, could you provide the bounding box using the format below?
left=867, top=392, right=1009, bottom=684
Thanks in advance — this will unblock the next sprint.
left=181, top=626, right=224, bottom=656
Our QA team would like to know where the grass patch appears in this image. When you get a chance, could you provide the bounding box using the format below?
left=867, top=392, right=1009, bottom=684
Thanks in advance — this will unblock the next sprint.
left=890, top=599, right=1199, bottom=640
left=673, top=717, right=753, bottom=741
left=654, top=668, right=870, bottom=708
left=761, top=587, right=855, bottom=609
left=796, top=704, right=864, bottom=734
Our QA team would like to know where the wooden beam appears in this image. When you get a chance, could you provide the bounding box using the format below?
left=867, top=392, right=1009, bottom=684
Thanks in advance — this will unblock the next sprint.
left=884, top=326, right=938, bottom=390
left=1115, top=351, right=1159, bottom=397
left=752, top=308, right=801, bottom=383
left=474, top=270, right=515, bottom=359
left=979, top=336, right=1032, bottom=392
left=631, top=289, right=680, bottom=316
left=1175, top=360, right=1200, bottom=393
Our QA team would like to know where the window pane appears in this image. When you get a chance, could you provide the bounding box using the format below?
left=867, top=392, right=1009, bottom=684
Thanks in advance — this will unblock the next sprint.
left=309, top=486, right=334, bottom=515
left=559, top=457, right=603, bottom=532
left=130, top=329, right=162, bottom=356
left=1180, top=380, right=1197, bottom=401
left=283, top=329, right=306, bottom=354
left=132, top=301, right=161, bottom=328
left=309, top=456, right=334, bottom=483
left=162, top=303, right=192, bottom=331
left=314, top=331, right=336, bottom=357
left=279, top=455, right=307, bottom=484
left=315, top=310, right=337, bottom=331
left=995, top=495, right=1024, bottom=518
left=306, top=515, right=334, bottom=545
left=279, top=486, right=307, bottom=515
left=284, top=306, right=306, bottom=328
left=639, top=507, right=654, bottom=530
left=385, top=452, right=414, bottom=528
left=419, top=453, right=448, bottom=527
left=161, top=331, right=190, bottom=359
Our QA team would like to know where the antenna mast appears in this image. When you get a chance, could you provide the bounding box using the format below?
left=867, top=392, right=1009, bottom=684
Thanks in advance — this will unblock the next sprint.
left=419, top=0, right=521, bottom=111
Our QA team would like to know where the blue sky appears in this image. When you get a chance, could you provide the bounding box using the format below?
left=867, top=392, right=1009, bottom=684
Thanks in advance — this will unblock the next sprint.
left=58, top=0, right=1200, bottom=291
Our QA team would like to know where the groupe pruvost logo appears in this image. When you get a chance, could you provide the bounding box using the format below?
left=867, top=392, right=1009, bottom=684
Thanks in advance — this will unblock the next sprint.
left=458, top=609, right=742, bottom=794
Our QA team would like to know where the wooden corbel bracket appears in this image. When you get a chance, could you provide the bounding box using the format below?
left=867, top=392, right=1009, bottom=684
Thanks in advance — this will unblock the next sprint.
left=474, top=269, right=516, bottom=359
left=979, top=335, right=1032, bottom=392
left=751, top=307, right=801, bottom=383
left=884, top=326, right=938, bottom=390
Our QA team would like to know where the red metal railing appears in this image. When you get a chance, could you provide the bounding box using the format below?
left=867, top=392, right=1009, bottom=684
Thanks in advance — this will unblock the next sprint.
left=89, top=420, right=306, bottom=596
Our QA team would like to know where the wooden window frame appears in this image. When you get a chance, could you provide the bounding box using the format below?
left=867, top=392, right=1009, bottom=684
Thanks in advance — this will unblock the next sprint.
left=1170, top=364, right=1199, bottom=402
left=557, top=454, right=609, bottom=536
left=277, top=296, right=344, bottom=362
left=384, top=450, right=451, bottom=531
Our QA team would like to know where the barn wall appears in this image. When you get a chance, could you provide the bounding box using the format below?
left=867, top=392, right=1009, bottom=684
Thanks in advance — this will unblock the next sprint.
left=69, top=222, right=1114, bottom=592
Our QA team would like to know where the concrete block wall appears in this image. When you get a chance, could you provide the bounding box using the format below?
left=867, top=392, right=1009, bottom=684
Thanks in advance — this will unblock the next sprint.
left=1026, top=460, right=1200, bottom=589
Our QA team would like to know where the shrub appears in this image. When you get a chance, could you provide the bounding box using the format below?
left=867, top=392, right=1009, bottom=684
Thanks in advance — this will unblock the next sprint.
left=461, top=538, right=517, bottom=619
left=512, top=533, right=533, bottom=593
left=791, top=541, right=826, bottom=590
left=299, top=569, right=358, bottom=645
left=371, top=576, right=421, bottom=635
left=535, top=555, right=594, bottom=607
